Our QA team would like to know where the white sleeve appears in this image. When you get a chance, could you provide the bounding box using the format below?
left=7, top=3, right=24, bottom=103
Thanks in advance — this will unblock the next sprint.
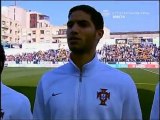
left=33, top=80, right=46, bottom=120
left=150, top=83, right=159, bottom=120
left=122, top=76, right=142, bottom=120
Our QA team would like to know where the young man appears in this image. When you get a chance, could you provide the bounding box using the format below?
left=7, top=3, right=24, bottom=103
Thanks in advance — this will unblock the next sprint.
left=150, top=82, right=159, bottom=120
left=33, top=5, right=142, bottom=120
left=0, top=44, right=33, bottom=119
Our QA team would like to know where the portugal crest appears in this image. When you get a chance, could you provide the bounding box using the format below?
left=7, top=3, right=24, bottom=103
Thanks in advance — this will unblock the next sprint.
left=97, top=88, right=110, bottom=106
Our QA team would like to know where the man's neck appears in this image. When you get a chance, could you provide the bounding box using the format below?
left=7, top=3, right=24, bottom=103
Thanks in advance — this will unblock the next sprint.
left=70, top=52, right=96, bottom=71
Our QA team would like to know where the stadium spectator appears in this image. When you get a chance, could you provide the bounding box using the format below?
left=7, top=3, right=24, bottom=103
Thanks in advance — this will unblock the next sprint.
left=5, top=43, right=159, bottom=64
left=33, top=5, right=142, bottom=120
left=0, top=44, right=33, bottom=119
left=150, top=82, right=159, bottom=120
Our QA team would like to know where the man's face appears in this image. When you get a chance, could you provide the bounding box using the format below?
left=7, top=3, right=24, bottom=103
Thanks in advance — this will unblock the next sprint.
left=67, top=10, right=99, bottom=54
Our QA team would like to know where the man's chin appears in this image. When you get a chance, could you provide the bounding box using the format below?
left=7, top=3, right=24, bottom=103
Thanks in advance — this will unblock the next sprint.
left=69, top=47, right=85, bottom=54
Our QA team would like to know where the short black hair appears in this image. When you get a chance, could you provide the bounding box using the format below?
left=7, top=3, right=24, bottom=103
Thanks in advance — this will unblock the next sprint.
left=68, top=5, right=104, bottom=30
left=0, top=44, right=6, bottom=74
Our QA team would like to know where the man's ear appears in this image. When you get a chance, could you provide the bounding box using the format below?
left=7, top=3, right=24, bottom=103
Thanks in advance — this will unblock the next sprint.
left=96, top=29, right=104, bottom=43
left=96, top=29, right=104, bottom=40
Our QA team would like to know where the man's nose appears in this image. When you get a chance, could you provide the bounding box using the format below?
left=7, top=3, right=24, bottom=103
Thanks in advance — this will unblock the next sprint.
left=71, top=23, right=79, bottom=33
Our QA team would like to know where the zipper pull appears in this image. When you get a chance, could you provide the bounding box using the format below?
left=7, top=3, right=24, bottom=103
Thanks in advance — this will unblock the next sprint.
left=79, top=72, right=82, bottom=82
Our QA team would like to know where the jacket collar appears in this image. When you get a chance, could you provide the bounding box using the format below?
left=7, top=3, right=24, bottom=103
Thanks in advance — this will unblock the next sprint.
left=68, top=54, right=100, bottom=75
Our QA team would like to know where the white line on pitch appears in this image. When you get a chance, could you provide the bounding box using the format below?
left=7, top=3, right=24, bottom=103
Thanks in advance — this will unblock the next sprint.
left=140, top=68, right=159, bottom=75
left=136, top=83, right=157, bottom=86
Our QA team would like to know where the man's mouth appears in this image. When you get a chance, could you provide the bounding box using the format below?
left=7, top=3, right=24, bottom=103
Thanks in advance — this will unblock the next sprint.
left=69, top=37, right=81, bottom=41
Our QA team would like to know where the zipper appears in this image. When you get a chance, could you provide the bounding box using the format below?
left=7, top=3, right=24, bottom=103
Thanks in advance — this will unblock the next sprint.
left=79, top=71, right=82, bottom=82
left=76, top=71, right=82, bottom=119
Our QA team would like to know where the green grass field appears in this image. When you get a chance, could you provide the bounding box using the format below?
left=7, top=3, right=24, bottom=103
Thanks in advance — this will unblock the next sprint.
left=1, top=67, right=159, bottom=120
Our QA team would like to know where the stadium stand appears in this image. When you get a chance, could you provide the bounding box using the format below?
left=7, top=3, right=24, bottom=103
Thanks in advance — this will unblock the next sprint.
left=4, top=43, right=159, bottom=66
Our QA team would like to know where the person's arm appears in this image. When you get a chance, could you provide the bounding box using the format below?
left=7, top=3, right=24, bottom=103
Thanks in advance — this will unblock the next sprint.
left=122, top=76, right=142, bottom=120
left=150, top=83, right=159, bottom=120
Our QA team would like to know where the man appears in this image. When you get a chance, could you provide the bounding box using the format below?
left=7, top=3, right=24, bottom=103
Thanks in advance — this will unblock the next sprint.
left=150, top=82, right=159, bottom=120
left=0, top=44, right=33, bottom=119
left=33, top=5, right=142, bottom=120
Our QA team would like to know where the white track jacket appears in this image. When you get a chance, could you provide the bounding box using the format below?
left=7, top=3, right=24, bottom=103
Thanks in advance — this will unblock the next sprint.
left=33, top=55, right=142, bottom=120
left=1, top=82, right=33, bottom=120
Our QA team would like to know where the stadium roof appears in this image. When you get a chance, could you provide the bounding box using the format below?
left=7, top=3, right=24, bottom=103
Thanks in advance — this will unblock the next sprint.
left=110, top=31, right=159, bottom=35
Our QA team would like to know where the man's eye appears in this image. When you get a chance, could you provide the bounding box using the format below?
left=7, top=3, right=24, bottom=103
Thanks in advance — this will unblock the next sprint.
left=77, top=21, right=88, bottom=28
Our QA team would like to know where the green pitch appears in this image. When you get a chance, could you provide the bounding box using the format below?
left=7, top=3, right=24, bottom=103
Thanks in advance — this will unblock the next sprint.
left=1, top=67, right=159, bottom=119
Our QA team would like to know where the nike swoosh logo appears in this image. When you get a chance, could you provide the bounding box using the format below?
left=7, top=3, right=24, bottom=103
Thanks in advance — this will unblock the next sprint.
left=52, top=93, right=62, bottom=96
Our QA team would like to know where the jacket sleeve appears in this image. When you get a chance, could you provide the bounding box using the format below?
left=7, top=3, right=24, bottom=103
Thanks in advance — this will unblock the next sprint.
left=33, top=79, right=46, bottom=120
left=122, top=76, right=142, bottom=120
left=150, top=83, right=159, bottom=120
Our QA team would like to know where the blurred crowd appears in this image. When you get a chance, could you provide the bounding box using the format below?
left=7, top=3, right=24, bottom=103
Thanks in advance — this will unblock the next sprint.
left=6, top=49, right=70, bottom=64
left=97, top=43, right=159, bottom=63
left=5, top=43, right=159, bottom=64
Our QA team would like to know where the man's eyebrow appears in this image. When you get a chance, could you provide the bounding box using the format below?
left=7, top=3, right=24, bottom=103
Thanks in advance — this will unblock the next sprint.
left=67, top=20, right=89, bottom=24
left=77, top=20, right=89, bottom=23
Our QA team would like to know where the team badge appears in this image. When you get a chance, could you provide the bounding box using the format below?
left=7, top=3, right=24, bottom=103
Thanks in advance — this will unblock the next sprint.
left=97, top=88, right=110, bottom=106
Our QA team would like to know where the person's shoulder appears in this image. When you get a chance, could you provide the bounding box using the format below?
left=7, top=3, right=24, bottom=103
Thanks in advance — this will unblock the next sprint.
left=2, top=84, right=29, bottom=101
left=156, top=82, right=159, bottom=89
left=46, top=62, right=69, bottom=73
left=1, top=84, right=32, bottom=119
left=2, top=84, right=30, bottom=105
left=99, top=62, right=131, bottom=77
left=155, top=82, right=159, bottom=93
left=40, top=63, right=70, bottom=78
left=98, top=62, right=135, bottom=86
